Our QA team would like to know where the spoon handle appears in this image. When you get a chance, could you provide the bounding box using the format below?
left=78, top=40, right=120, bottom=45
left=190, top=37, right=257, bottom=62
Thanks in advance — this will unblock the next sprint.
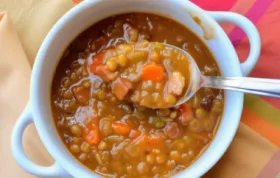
left=202, top=76, right=280, bottom=98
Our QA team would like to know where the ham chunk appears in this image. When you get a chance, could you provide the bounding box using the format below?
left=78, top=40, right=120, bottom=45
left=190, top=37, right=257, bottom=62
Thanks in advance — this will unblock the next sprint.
left=164, top=122, right=181, bottom=139
left=167, top=71, right=185, bottom=96
left=112, top=78, right=133, bottom=100
left=95, top=65, right=119, bottom=82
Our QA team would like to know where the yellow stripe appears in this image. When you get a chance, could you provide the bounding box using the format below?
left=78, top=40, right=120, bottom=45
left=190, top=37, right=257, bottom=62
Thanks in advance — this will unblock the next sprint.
left=244, top=94, right=280, bottom=128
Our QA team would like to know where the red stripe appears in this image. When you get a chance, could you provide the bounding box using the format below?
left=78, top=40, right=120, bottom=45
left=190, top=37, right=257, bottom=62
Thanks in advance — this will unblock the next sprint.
left=228, top=0, right=274, bottom=46
left=262, top=98, right=280, bottom=110
left=190, top=0, right=237, bottom=11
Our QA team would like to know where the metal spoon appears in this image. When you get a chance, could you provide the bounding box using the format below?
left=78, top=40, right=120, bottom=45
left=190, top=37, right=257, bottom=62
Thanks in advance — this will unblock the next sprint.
left=163, top=44, right=280, bottom=107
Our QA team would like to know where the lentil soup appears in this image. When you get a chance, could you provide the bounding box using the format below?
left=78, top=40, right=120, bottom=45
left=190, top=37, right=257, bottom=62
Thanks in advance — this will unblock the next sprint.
left=51, top=13, right=223, bottom=178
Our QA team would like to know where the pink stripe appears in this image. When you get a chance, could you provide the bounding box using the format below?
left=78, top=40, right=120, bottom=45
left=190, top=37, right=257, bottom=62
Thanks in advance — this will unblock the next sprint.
left=257, top=150, right=280, bottom=178
left=222, top=0, right=256, bottom=34
left=228, top=0, right=274, bottom=46
left=190, top=0, right=237, bottom=11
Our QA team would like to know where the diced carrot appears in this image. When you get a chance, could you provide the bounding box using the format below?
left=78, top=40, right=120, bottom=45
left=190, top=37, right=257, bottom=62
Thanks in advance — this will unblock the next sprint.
left=180, top=103, right=192, bottom=113
left=84, top=127, right=100, bottom=145
left=148, top=135, right=164, bottom=146
left=90, top=53, right=104, bottom=74
left=180, top=104, right=194, bottom=120
left=91, top=117, right=99, bottom=126
left=112, top=122, right=131, bottom=135
left=112, top=78, right=133, bottom=100
left=141, top=64, right=165, bottom=82
left=83, top=117, right=100, bottom=145
left=129, top=129, right=142, bottom=139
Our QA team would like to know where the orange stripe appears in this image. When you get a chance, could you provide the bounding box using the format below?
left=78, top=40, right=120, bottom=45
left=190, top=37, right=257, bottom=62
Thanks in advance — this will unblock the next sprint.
left=222, top=0, right=256, bottom=34
left=241, top=107, right=280, bottom=146
left=0, top=13, right=4, bottom=21
left=72, top=0, right=83, bottom=4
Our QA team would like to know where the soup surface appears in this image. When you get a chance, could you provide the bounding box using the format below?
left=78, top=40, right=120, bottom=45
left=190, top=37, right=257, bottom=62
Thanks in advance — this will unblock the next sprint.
left=51, top=13, right=223, bottom=178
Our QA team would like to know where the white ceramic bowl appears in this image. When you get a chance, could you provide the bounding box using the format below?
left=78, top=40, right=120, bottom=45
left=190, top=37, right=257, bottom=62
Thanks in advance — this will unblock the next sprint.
left=11, top=0, right=261, bottom=177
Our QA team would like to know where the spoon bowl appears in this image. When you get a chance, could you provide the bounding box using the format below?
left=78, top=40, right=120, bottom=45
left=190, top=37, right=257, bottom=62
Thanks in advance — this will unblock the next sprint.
left=163, top=43, right=280, bottom=108
left=163, top=44, right=202, bottom=107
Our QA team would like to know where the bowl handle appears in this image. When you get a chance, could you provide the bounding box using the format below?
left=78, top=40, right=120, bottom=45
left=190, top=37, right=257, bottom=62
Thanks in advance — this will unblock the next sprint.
left=11, top=102, right=70, bottom=177
left=207, top=11, right=261, bottom=76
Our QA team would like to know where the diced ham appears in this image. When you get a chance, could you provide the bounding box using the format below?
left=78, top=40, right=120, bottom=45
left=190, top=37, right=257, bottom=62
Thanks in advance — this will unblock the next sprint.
left=167, top=71, right=185, bottom=96
left=95, top=65, right=119, bottom=81
left=112, top=78, right=133, bottom=100
left=164, top=122, right=181, bottom=139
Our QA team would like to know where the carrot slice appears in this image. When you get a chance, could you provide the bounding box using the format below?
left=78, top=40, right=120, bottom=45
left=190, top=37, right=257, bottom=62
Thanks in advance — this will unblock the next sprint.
left=83, top=117, right=100, bottom=145
left=84, top=127, right=100, bottom=145
left=180, top=103, right=193, bottom=113
left=90, top=53, right=104, bottom=74
left=129, top=129, right=142, bottom=139
left=112, top=122, right=131, bottom=135
left=142, top=64, right=165, bottom=82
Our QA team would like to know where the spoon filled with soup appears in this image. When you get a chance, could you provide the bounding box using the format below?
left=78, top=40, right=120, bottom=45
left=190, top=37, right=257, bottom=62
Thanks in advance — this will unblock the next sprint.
left=88, top=41, right=280, bottom=109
